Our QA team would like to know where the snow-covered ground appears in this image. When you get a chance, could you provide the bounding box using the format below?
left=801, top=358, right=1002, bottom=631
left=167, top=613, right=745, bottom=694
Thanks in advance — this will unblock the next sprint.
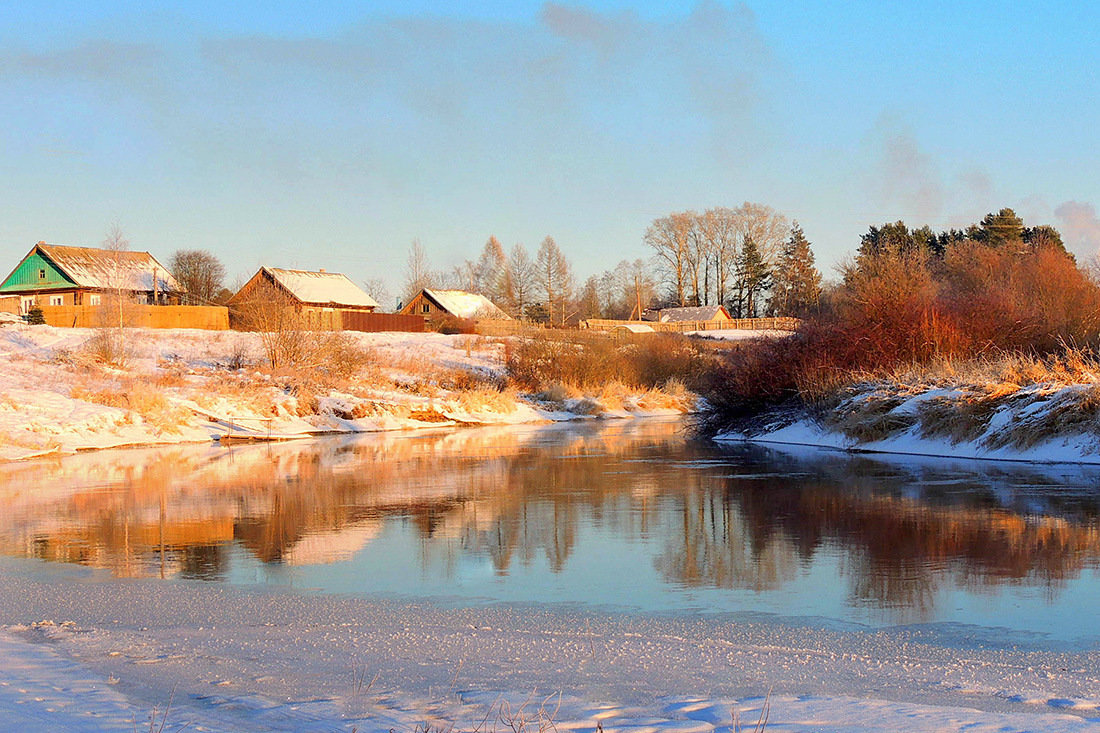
left=686, top=328, right=793, bottom=341
left=716, top=380, right=1100, bottom=464
left=2, top=557, right=1099, bottom=732
left=0, top=324, right=691, bottom=462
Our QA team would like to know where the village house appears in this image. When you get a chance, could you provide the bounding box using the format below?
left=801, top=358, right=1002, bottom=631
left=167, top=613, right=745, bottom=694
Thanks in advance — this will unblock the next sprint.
left=641, top=305, right=732, bottom=324
left=399, top=288, right=511, bottom=324
left=228, top=267, right=379, bottom=330
left=0, top=242, right=180, bottom=315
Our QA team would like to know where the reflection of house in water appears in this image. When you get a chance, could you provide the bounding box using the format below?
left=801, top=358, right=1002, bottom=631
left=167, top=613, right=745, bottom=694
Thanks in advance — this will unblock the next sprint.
left=4, top=424, right=1100, bottom=626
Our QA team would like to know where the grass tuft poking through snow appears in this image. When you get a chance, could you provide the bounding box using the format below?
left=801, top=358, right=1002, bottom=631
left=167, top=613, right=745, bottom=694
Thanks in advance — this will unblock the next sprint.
left=717, top=347, right=1100, bottom=462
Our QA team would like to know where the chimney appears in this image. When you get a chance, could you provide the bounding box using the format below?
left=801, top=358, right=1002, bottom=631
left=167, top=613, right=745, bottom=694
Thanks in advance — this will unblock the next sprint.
left=319, top=268, right=326, bottom=273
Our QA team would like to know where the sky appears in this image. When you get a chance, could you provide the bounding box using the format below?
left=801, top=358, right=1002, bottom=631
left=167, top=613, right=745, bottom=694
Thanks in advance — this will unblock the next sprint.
left=2, top=0, right=1100, bottom=306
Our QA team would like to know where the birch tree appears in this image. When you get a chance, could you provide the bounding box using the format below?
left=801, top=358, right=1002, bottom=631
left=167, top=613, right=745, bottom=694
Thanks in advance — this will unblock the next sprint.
left=645, top=213, right=693, bottom=306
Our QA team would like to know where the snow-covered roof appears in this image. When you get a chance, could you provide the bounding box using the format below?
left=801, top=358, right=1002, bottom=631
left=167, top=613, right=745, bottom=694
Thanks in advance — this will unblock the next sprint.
left=611, top=323, right=656, bottom=333
left=38, top=244, right=180, bottom=293
left=265, top=268, right=379, bottom=309
left=424, top=289, right=510, bottom=320
left=657, top=306, right=731, bottom=323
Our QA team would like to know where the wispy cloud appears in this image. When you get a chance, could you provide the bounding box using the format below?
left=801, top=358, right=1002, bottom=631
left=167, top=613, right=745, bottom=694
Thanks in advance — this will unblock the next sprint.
left=1055, top=201, right=1100, bottom=258
left=865, top=116, right=945, bottom=221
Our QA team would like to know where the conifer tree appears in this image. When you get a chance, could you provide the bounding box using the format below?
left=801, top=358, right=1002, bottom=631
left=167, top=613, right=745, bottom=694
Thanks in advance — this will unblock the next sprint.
left=771, top=223, right=822, bottom=317
left=735, top=235, right=771, bottom=318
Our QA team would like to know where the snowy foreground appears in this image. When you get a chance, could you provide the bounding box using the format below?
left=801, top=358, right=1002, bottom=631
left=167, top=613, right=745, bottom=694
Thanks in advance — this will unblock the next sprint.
left=0, top=324, right=689, bottom=462
left=716, top=379, right=1100, bottom=464
left=2, top=556, right=1099, bottom=732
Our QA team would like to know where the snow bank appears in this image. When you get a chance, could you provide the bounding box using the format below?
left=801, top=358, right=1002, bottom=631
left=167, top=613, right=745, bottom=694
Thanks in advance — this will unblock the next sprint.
left=716, top=380, right=1100, bottom=464
left=0, top=325, right=692, bottom=462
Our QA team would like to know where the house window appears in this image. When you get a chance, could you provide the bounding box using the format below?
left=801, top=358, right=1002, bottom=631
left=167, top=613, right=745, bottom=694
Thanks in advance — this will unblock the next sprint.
left=422, top=303, right=430, bottom=314
left=49, top=295, right=64, bottom=306
left=89, top=294, right=101, bottom=306
left=39, top=269, right=46, bottom=279
left=20, top=297, right=33, bottom=314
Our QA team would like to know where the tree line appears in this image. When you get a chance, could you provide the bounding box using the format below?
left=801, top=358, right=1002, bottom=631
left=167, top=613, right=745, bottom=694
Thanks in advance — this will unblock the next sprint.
left=400, top=201, right=824, bottom=323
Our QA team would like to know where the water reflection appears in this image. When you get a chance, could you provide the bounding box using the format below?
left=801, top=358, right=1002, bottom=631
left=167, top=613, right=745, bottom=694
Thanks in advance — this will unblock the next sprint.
left=3, top=422, right=1100, bottom=630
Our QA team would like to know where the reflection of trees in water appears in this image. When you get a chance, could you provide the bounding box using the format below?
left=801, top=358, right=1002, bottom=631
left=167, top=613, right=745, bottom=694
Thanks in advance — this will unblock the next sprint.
left=652, top=489, right=799, bottom=592
left=651, top=457, right=1100, bottom=619
left=5, top=425, right=1100, bottom=623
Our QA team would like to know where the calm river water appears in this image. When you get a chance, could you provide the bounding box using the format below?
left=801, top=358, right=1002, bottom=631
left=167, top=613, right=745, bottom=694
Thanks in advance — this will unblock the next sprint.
left=3, top=418, right=1100, bottom=643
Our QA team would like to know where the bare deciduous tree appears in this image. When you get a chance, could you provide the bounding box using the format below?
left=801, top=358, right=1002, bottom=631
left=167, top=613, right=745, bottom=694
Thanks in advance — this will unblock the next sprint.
left=362, top=277, right=392, bottom=312
left=647, top=204, right=788, bottom=310
left=536, top=236, right=574, bottom=326
left=402, top=239, right=435, bottom=306
left=503, top=243, right=537, bottom=318
left=171, top=249, right=226, bottom=305
left=645, top=212, right=694, bottom=306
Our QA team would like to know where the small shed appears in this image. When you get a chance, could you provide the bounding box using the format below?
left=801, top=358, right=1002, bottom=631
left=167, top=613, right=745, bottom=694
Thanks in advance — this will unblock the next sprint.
left=0, top=242, right=180, bottom=314
left=399, top=288, right=511, bottom=323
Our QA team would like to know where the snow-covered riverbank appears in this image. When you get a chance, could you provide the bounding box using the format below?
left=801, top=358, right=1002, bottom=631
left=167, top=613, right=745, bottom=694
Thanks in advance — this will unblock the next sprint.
left=2, top=559, right=1098, bottom=732
left=715, top=378, right=1100, bottom=464
left=0, top=324, right=691, bottom=462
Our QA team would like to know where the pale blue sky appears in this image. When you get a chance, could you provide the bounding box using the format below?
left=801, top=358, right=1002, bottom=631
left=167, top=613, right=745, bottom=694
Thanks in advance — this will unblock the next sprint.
left=2, top=1, right=1098, bottom=303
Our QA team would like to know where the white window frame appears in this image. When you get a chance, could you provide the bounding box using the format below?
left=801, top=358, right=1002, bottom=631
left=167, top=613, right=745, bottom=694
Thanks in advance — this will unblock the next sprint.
left=49, top=295, right=64, bottom=306
left=20, top=296, right=34, bottom=314
left=89, top=294, right=101, bottom=306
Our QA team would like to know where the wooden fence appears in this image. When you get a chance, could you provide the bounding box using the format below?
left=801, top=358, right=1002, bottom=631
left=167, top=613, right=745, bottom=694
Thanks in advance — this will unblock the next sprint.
left=473, top=319, right=543, bottom=337
left=583, top=316, right=800, bottom=333
left=39, top=304, right=229, bottom=330
left=342, top=311, right=426, bottom=333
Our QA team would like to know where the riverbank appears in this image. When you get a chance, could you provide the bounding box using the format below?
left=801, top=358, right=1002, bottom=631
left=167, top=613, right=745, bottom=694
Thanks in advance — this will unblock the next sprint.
left=712, top=362, right=1100, bottom=464
left=0, top=324, right=694, bottom=462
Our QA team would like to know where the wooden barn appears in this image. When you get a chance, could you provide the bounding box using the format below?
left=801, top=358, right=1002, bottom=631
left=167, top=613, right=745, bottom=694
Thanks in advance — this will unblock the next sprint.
left=642, top=305, right=732, bottom=324
left=399, top=288, right=511, bottom=325
left=0, top=242, right=180, bottom=315
left=229, top=267, right=380, bottom=330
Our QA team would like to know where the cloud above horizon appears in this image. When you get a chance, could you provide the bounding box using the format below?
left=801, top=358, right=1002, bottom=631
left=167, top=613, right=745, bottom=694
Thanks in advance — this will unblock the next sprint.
left=1, top=1, right=1097, bottom=290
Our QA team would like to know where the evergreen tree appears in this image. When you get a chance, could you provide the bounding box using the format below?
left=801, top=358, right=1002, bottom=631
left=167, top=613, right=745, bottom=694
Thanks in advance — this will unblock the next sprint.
left=975, top=208, right=1025, bottom=248
left=858, top=221, right=939, bottom=262
left=735, top=235, right=771, bottom=318
left=1023, top=224, right=1069, bottom=256
left=771, top=223, right=822, bottom=317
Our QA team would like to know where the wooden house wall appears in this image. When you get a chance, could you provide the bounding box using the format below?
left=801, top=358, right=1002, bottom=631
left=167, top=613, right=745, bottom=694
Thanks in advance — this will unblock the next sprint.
left=0, top=251, right=76, bottom=292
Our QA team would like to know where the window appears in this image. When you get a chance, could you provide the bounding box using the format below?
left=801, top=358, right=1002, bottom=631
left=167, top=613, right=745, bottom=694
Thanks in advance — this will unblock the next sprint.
left=49, top=295, right=64, bottom=306
left=39, top=269, right=46, bottom=279
left=89, top=294, right=101, bottom=306
left=422, top=303, right=430, bottom=313
left=20, top=297, right=33, bottom=314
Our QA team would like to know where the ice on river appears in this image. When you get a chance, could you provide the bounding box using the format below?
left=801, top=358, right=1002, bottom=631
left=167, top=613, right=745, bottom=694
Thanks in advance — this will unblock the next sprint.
left=1, top=561, right=1099, bottom=732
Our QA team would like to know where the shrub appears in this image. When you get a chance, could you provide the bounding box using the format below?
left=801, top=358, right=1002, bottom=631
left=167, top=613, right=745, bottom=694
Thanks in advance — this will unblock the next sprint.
left=24, top=305, right=45, bottom=325
left=83, top=328, right=131, bottom=367
left=505, top=331, right=720, bottom=393
left=697, top=239, right=1100, bottom=435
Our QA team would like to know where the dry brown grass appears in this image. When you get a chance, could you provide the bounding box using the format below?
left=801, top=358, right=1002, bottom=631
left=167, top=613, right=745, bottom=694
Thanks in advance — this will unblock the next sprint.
left=82, top=328, right=131, bottom=367
left=987, top=385, right=1100, bottom=450
left=71, top=378, right=194, bottom=434
left=506, top=330, right=718, bottom=393
left=826, top=388, right=918, bottom=443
